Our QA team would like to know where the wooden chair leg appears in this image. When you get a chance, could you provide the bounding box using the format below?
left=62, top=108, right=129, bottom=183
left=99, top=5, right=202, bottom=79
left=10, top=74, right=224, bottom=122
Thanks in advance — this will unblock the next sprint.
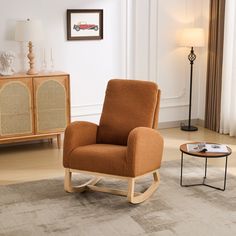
left=57, top=134, right=61, bottom=149
left=64, top=168, right=73, bottom=192
left=127, top=171, right=160, bottom=204
left=127, top=178, right=135, bottom=202
left=64, top=168, right=101, bottom=193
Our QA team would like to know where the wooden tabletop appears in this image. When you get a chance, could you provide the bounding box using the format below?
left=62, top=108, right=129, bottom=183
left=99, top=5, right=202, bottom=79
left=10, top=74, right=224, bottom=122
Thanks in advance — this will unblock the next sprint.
left=180, top=142, right=232, bottom=158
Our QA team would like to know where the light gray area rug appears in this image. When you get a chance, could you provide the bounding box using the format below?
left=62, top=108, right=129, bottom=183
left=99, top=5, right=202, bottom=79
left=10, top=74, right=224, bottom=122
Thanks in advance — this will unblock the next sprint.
left=0, top=159, right=236, bottom=236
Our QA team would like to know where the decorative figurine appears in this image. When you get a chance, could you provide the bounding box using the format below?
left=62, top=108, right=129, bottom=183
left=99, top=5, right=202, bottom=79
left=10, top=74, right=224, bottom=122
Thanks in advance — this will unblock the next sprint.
left=0, top=51, right=16, bottom=76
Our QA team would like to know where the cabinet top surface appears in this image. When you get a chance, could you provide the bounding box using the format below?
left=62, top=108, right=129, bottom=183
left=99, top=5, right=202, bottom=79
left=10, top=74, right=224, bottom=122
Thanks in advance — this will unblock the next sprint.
left=0, top=71, right=69, bottom=80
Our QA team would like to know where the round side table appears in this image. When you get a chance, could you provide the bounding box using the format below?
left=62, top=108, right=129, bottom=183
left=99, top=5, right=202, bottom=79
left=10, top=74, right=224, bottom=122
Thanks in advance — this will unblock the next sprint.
left=180, top=142, right=232, bottom=191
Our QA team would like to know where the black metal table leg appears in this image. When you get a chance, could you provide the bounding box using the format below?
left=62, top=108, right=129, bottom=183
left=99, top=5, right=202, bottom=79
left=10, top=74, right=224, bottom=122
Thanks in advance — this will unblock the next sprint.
left=203, top=155, right=228, bottom=191
left=204, top=157, right=208, bottom=177
left=180, top=153, right=229, bottom=191
left=180, top=153, right=204, bottom=188
left=203, top=157, right=207, bottom=184
left=223, top=156, right=228, bottom=190
left=180, top=152, right=183, bottom=186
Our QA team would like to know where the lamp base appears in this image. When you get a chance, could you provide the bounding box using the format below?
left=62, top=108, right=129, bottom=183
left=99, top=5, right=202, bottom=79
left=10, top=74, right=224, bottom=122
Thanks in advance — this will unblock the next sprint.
left=27, top=41, right=38, bottom=75
left=181, top=125, right=198, bottom=131
left=27, top=69, right=38, bottom=75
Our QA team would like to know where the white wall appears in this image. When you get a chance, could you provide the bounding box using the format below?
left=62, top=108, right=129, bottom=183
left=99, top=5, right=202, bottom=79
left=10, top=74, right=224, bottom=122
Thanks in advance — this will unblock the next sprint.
left=0, top=0, right=126, bottom=124
left=0, top=0, right=209, bottom=126
left=126, top=0, right=209, bottom=124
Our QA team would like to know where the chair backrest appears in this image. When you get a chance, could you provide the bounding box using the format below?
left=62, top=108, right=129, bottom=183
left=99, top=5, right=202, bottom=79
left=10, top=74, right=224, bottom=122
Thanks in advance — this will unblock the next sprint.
left=97, top=79, right=161, bottom=145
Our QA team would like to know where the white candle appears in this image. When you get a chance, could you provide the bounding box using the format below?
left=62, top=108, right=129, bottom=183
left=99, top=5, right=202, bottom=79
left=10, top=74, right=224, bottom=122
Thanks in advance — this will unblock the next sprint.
left=43, top=48, right=46, bottom=63
left=42, top=48, right=46, bottom=71
left=50, top=48, right=53, bottom=61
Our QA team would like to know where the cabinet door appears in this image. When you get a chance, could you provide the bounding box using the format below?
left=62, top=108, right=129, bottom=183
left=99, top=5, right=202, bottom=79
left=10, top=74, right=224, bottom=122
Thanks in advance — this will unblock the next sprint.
left=34, top=75, right=70, bottom=134
left=0, top=78, right=33, bottom=138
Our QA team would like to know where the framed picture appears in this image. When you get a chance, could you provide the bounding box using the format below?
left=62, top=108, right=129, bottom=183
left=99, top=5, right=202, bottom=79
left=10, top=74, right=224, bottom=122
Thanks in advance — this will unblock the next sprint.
left=67, top=9, right=103, bottom=40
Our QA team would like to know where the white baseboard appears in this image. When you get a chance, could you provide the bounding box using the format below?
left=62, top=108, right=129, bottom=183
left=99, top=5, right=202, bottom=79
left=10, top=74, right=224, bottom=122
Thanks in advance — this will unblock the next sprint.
left=197, top=119, right=205, bottom=127
left=158, top=119, right=204, bottom=129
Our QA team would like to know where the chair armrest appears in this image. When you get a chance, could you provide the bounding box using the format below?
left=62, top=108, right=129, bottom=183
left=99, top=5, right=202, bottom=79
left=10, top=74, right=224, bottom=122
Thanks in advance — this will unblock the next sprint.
left=127, top=127, right=164, bottom=177
left=63, top=121, right=98, bottom=167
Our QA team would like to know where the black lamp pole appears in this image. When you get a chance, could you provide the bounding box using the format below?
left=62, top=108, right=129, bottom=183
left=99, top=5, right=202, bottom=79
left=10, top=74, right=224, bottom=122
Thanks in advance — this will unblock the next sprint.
left=181, top=46, right=198, bottom=131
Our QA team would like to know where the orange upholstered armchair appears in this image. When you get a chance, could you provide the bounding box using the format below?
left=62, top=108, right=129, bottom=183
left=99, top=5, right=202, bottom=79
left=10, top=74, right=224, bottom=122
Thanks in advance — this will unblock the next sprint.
left=63, top=79, right=164, bottom=204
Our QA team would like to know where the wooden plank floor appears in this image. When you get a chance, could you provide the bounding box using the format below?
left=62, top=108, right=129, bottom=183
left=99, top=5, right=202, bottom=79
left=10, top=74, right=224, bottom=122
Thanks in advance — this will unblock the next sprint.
left=0, top=126, right=235, bottom=185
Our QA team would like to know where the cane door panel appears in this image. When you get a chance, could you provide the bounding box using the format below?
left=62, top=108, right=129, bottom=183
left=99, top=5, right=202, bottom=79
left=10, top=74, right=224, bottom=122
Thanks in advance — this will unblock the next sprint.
left=34, top=76, right=70, bottom=134
left=0, top=78, right=33, bottom=138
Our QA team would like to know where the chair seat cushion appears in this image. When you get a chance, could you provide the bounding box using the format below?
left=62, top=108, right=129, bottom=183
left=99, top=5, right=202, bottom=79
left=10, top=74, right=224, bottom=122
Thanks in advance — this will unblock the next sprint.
left=69, top=144, right=127, bottom=176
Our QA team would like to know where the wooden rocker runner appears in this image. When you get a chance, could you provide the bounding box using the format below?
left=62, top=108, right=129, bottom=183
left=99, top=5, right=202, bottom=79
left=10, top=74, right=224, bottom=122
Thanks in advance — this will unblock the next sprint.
left=63, top=79, right=164, bottom=204
left=64, top=168, right=161, bottom=204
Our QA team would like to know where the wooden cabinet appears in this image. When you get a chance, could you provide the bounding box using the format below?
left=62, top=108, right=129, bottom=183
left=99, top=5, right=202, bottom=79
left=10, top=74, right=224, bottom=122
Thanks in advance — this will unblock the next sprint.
left=0, top=72, right=70, bottom=148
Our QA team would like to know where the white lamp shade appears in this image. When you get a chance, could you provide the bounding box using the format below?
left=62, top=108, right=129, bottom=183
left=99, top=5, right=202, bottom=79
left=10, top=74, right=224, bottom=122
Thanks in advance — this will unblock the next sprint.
left=15, top=19, right=43, bottom=42
left=179, top=28, right=205, bottom=47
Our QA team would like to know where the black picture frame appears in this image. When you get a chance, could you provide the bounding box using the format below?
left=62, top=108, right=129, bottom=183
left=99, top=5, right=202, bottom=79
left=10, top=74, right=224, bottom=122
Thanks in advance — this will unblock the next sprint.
left=67, top=9, right=103, bottom=40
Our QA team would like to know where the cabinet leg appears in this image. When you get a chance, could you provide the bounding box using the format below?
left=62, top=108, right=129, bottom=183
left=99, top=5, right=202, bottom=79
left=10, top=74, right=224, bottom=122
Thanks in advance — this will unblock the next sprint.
left=57, top=134, right=61, bottom=149
left=48, top=138, right=53, bottom=144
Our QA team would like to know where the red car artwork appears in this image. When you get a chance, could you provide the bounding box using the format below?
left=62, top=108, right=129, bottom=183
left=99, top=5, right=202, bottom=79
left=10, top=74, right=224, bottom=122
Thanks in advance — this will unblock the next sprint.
left=73, top=21, right=98, bottom=31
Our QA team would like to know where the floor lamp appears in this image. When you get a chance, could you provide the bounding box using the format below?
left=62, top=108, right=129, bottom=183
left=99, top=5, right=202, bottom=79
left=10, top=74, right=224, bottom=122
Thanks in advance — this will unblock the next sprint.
left=180, top=28, right=204, bottom=131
